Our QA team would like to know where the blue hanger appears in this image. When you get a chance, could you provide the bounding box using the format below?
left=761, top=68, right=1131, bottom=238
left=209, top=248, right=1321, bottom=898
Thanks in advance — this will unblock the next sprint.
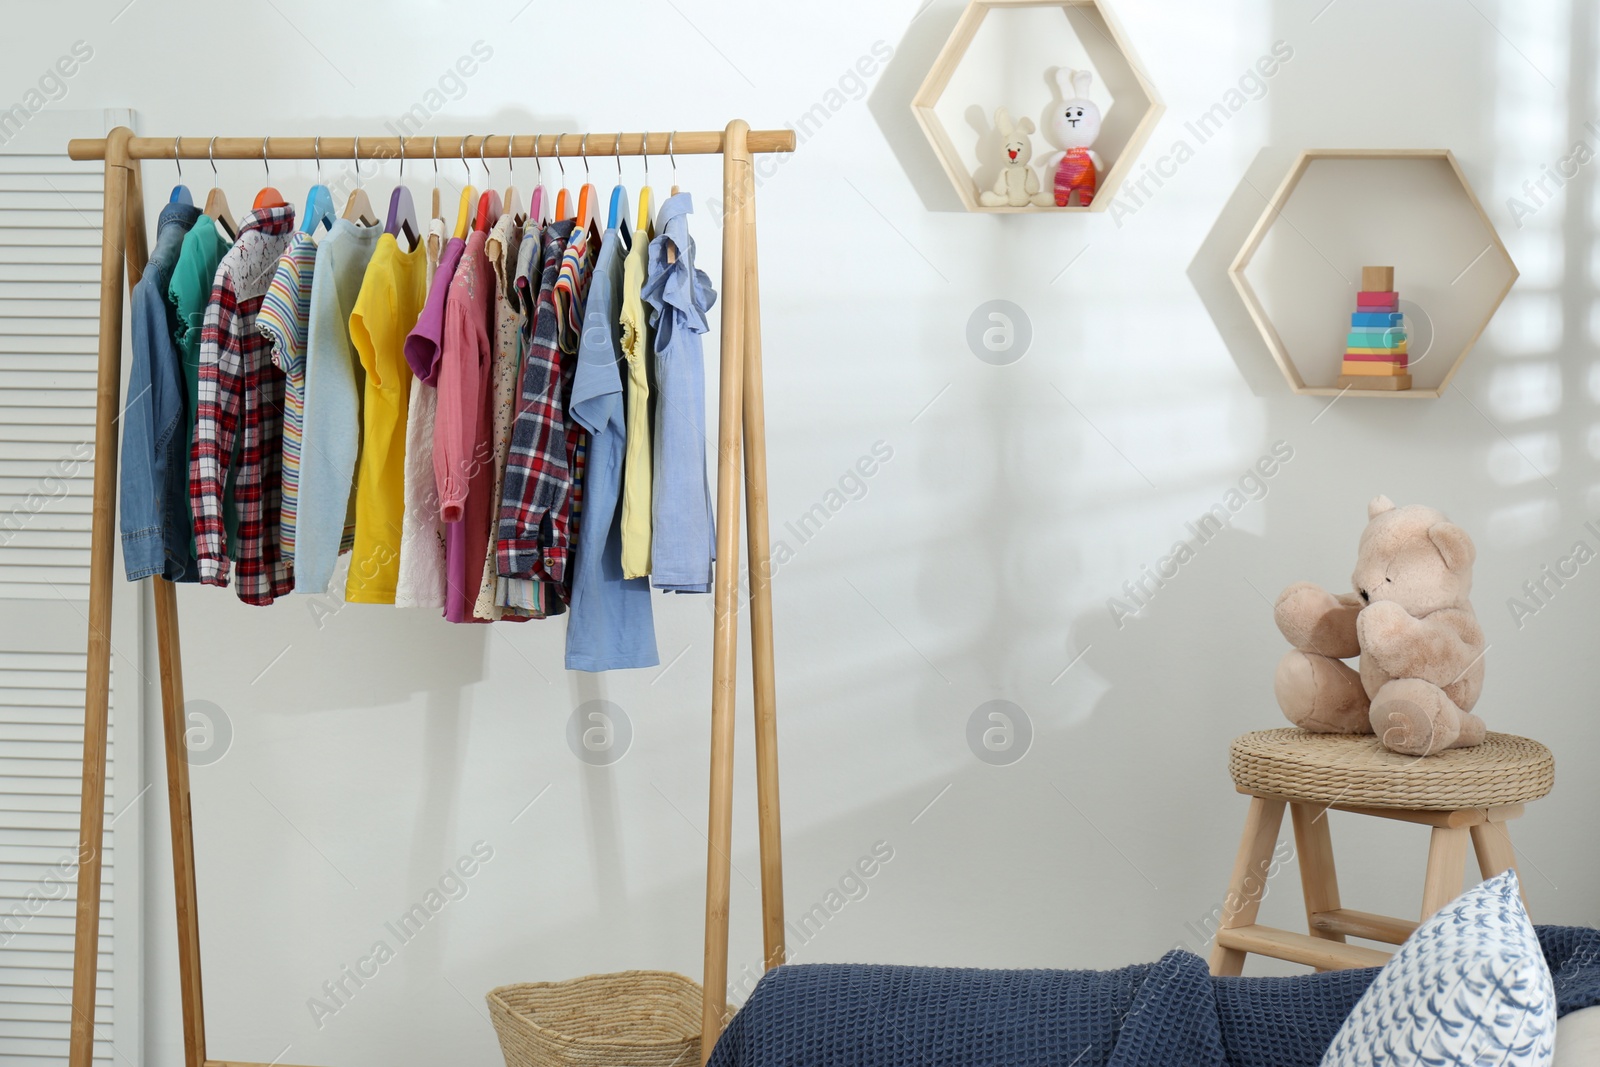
left=606, top=131, right=629, bottom=232
left=299, top=136, right=336, bottom=234
left=169, top=136, right=192, bottom=205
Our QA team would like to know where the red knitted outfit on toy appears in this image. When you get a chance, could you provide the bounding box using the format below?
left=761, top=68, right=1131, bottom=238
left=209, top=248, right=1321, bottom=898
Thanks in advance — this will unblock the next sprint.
left=1053, top=148, right=1096, bottom=206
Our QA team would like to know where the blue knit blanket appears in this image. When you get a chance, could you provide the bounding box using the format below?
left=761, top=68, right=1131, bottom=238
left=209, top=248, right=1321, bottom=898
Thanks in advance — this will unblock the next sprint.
left=707, top=926, right=1600, bottom=1067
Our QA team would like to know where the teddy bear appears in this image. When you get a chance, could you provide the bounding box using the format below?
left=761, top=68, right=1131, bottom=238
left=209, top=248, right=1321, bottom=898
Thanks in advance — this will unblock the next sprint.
left=977, top=107, right=1052, bottom=207
left=1041, top=68, right=1103, bottom=207
left=1272, top=496, right=1487, bottom=757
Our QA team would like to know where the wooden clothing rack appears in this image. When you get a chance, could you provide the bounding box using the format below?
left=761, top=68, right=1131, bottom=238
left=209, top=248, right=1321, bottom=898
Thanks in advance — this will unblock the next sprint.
left=63, top=123, right=795, bottom=1067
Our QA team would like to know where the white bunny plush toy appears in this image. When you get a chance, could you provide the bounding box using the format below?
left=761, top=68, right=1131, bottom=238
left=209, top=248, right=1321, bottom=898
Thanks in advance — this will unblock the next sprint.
left=1041, top=68, right=1103, bottom=207
left=977, top=107, right=1052, bottom=207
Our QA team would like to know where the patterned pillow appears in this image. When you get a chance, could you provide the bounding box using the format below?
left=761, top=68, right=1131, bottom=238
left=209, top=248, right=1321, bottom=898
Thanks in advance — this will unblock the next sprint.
left=1320, top=869, right=1556, bottom=1067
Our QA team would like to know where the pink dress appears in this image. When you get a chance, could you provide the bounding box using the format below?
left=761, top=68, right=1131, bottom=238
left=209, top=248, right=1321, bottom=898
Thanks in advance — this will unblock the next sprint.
left=434, top=229, right=497, bottom=623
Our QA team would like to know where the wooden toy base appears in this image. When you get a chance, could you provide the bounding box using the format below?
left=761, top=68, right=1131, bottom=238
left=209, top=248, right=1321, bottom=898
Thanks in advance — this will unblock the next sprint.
left=1337, top=373, right=1412, bottom=391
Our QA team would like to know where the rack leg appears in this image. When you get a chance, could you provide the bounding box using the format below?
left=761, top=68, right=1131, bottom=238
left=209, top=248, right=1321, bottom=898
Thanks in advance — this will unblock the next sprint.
left=702, top=120, right=751, bottom=1061
left=740, top=186, right=784, bottom=973
left=68, top=125, right=132, bottom=1067
left=154, top=579, right=207, bottom=1067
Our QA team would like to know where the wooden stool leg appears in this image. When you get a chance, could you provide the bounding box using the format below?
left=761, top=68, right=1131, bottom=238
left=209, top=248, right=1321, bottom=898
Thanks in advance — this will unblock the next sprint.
left=1290, top=802, right=1344, bottom=947
left=1470, top=820, right=1530, bottom=913
left=1420, top=825, right=1470, bottom=920
left=1209, top=796, right=1286, bottom=976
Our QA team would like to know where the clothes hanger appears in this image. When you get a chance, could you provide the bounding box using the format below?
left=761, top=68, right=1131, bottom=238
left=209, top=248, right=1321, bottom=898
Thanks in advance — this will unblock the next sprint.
left=472, top=134, right=502, bottom=232
left=452, top=135, right=477, bottom=239
left=575, top=133, right=598, bottom=232
left=341, top=136, right=379, bottom=225
left=669, top=130, right=681, bottom=197
left=300, top=136, right=336, bottom=234
left=467, top=133, right=499, bottom=233
left=635, top=131, right=654, bottom=237
left=554, top=140, right=572, bottom=221
left=503, top=134, right=522, bottom=221
left=527, top=133, right=546, bottom=225
left=385, top=135, right=419, bottom=249
left=202, top=137, right=236, bottom=239
left=606, top=132, right=631, bottom=232
left=169, top=137, right=193, bottom=206
left=431, top=136, right=443, bottom=224
left=253, top=137, right=287, bottom=210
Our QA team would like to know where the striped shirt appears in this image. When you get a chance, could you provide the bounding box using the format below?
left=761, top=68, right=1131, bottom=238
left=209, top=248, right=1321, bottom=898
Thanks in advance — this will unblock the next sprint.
left=256, top=231, right=316, bottom=559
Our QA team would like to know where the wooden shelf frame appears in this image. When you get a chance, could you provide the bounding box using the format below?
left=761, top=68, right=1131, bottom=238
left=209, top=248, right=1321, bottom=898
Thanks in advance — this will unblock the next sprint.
left=911, top=0, right=1165, bottom=214
left=62, top=123, right=795, bottom=1067
left=1228, top=148, right=1519, bottom=399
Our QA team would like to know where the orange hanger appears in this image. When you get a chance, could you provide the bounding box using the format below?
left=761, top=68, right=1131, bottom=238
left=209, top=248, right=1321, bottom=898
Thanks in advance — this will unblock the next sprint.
left=202, top=137, right=236, bottom=239
left=252, top=137, right=286, bottom=210
left=575, top=132, right=597, bottom=230
left=554, top=136, right=572, bottom=220
left=474, top=189, right=502, bottom=233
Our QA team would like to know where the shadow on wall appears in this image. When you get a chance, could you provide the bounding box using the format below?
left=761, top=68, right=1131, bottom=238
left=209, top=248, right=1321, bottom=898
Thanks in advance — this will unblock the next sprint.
left=868, top=0, right=971, bottom=212
left=1186, top=146, right=1308, bottom=400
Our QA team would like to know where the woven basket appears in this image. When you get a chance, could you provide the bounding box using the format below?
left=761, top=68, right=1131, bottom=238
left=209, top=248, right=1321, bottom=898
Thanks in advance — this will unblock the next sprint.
left=487, top=971, right=708, bottom=1067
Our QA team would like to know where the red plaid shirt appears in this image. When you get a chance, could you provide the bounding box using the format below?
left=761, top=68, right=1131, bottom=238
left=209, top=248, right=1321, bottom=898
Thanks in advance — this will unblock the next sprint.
left=189, top=206, right=296, bottom=604
left=497, top=220, right=578, bottom=587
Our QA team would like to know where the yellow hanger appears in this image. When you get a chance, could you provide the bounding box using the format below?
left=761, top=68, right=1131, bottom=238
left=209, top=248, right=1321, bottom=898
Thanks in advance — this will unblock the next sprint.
left=341, top=135, right=378, bottom=226
left=452, top=136, right=476, bottom=239
left=202, top=137, right=236, bottom=239
left=636, top=131, right=654, bottom=238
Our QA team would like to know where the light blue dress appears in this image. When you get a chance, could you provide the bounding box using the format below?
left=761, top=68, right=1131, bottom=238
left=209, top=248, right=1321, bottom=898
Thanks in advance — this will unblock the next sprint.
left=567, top=225, right=659, bottom=670
left=642, top=193, right=717, bottom=594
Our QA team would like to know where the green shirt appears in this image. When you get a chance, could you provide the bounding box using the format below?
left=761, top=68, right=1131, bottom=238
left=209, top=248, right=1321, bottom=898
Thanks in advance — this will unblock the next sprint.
left=168, top=216, right=238, bottom=557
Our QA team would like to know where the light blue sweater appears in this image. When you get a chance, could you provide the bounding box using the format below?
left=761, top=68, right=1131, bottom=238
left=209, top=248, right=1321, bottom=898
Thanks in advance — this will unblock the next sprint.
left=293, top=220, right=381, bottom=594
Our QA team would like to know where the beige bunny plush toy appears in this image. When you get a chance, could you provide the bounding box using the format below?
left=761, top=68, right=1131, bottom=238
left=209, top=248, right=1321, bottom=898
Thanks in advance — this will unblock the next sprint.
left=978, top=107, right=1052, bottom=207
left=1273, top=496, right=1487, bottom=756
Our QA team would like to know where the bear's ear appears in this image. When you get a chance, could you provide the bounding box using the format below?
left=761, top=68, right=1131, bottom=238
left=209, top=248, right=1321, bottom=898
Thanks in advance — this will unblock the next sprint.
left=1429, top=522, right=1475, bottom=571
left=1368, top=494, right=1396, bottom=519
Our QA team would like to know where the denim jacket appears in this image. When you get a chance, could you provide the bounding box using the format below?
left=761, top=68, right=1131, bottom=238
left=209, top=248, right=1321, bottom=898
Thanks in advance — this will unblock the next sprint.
left=121, top=201, right=201, bottom=581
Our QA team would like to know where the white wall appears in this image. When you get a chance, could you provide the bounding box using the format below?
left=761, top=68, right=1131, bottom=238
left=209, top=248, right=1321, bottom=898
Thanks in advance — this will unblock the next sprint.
left=5, top=0, right=1597, bottom=1064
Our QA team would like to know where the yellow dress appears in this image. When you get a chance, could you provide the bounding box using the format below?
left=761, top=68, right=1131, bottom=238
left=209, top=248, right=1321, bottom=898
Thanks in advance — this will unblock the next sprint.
left=618, top=215, right=655, bottom=579
left=345, top=232, right=428, bottom=602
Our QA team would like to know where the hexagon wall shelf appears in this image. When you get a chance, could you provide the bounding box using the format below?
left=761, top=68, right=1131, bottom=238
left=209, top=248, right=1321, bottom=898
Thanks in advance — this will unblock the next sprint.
left=912, top=0, right=1164, bottom=213
left=1230, top=149, right=1518, bottom=399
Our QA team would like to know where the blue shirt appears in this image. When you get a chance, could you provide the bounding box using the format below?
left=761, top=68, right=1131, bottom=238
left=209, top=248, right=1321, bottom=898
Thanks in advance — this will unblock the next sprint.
left=566, top=225, right=659, bottom=671
left=121, top=201, right=202, bottom=581
left=642, top=193, right=717, bottom=593
left=294, top=220, right=380, bottom=593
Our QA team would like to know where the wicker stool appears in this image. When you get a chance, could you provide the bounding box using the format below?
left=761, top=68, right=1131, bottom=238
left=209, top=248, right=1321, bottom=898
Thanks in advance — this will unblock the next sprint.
left=1208, top=728, right=1554, bottom=976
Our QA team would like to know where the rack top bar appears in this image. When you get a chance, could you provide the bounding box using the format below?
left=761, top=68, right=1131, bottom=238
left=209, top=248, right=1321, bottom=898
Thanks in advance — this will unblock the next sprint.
left=68, top=130, right=795, bottom=161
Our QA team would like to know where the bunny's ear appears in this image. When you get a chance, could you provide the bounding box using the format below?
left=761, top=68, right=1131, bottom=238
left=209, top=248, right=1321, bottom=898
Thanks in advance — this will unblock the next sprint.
left=1072, top=69, right=1093, bottom=98
left=1017, top=116, right=1035, bottom=134
left=994, top=106, right=1013, bottom=133
left=1054, top=67, right=1076, bottom=97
